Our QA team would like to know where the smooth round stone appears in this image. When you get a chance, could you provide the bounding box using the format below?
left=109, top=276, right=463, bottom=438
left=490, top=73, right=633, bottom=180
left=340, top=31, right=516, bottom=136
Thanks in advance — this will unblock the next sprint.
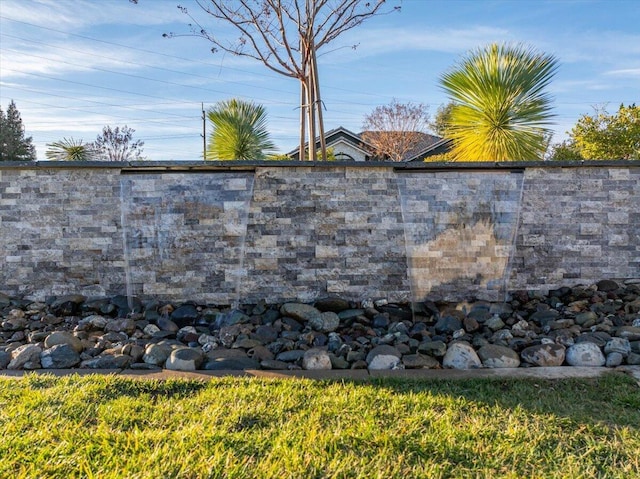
left=402, top=353, right=440, bottom=369
left=276, top=350, right=306, bottom=362
left=442, top=342, right=482, bottom=369
left=202, top=357, right=260, bottom=370
left=575, top=311, right=598, bottom=326
left=170, top=304, right=199, bottom=327
left=604, top=337, right=631, bottom=356
left=478, top=345, right=520, bottom=368
left=596, top=279, right=620, bottom=292
left=302, top=348, right=332, bottom=370
left=156, top=317, right=179, bottom=333
left=366, top=345, right=402, bottom=370
left=434, top=316, right=462, bottom=335
left=418, top=340, right=447, bottom=357
left=314, top=298, right=350, bottom=313
left=40, top=344, right=81, bottom=369
left=260, top=359, right=290, bottom=370
left=485, top=315, right=505, bottom=331
left=44, top=331, right=84, bottom=353
left=520, top=343, right=566, bottom=367
left=7, top=344, right=42, bottom=370
left=104, top=318, right=136, bottom=335
left=605, top=352, right=623, bottom=367
left=81, top=354, right=131, bottom=369
left=565, top=342, right=605, bottom=367
left=165, top=347, right=204, bottom=371
left=616, top=326, right=640, bottom=341
left=280, top=303, right=322, bottom=323
left=309, top=311, right=340, bottom=333
left=142, top=342, right=177, bottom=366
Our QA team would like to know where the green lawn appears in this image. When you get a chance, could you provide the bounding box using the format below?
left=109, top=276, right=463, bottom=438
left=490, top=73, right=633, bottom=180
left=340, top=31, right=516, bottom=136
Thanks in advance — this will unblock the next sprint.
left=1, top=373, right=638, bottom=479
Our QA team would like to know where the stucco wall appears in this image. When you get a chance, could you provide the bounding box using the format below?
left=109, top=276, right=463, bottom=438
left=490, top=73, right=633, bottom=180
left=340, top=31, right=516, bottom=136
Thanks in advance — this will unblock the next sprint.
left=1, top=162, right=638, bottom=303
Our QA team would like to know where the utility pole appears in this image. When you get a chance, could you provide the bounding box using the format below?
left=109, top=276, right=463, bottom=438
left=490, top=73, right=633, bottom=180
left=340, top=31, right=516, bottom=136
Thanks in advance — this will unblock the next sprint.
left=201, top=103, right=206, bottom=160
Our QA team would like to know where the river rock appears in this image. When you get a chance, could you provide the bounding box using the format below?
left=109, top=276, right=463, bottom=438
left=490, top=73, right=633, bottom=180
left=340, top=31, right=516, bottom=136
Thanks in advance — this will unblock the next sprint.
left=402, top=353, right=440, bottom=369
left=627, top=352, right=640, bottom=365
left=170, top=304, right=199, bottom=327
left=575, top=311, right=598, bottom=326
left=477, top=345, right=521, bottom=368
left=7, top=344, right=42, bottom=369
left=307, top=311, right=339, bottom=333
left=315, top=298, right=350, bottom=313
left=142, top=341, right=178, bottom=366
left=82, top=354, right=131, bottom=369
left=604, top=337, right=631, bottom=356
left=156, top=316, right=179, bottom=333
left=104, top=318, right=136, bottom=335
left=280, top=303, right=322, bottom=323
left=366, top=345, right=402, bottom=370
left=276, top=350, right=305, bottom=362
left=302, top=348, right=332, bottom=370
left=520, top=343, right=566, bottom=367
left=165, top=347, right=204, bottom=371
left=485, top=315, right=505, bottom=331
left=0, top=351, right=11, bottom=369
left=44, top=331, right=84, bottom=353
left=596, top=279, right=620, bottom=292
left=616, top=326, right=640, bottom=341
left=260, top=359, right=290, bottom=370
left=435, top=316, right=462, bottom=335
left=77, top=314, right=108, bottom=331
left=565, top=342, right=605, bottom=367
left=418, top=340, right=447, bottom=357
left=442, top=342, right=482, bottom=369
left=202, top=357, right=260, bottom=370
left=40, top=344, right=81, bottom=368
left=605, top=352, right=623, bottom=367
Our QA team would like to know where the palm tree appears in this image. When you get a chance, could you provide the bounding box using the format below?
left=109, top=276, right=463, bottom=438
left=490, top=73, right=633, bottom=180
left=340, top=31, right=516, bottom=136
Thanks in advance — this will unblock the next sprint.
left=206, top=99, right=275, bottom=160
left=440, top=43, right=559, bottom=161
left=45, top=137, right=96, bottom=161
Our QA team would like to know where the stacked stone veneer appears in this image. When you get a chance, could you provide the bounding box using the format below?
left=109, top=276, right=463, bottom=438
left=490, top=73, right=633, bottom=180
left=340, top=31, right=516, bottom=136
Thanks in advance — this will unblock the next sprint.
left=0, top=164, right=638, bottom=303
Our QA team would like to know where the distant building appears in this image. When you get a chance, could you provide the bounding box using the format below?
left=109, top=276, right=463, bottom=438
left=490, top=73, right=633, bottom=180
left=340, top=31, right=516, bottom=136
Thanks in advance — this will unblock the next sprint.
left=287, top=126, right=452, bottom=161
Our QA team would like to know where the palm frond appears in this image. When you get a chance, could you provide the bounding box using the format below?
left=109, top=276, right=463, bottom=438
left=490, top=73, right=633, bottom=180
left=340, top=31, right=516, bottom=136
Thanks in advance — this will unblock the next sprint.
left=206, top=99, right=275, bottom=160
left=45, top=137, right=97, bottom=161
left=440, top=43, right=559, bottom=161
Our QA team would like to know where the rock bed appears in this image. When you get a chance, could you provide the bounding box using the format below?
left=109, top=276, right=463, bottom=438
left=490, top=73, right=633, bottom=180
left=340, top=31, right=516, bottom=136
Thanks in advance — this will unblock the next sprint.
left=2, top=279, right=640, bottom=373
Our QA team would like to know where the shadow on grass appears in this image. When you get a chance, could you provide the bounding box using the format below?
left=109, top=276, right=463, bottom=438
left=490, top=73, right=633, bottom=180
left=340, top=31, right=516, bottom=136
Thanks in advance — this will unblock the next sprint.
left=366, top=373, right=640, bottom=429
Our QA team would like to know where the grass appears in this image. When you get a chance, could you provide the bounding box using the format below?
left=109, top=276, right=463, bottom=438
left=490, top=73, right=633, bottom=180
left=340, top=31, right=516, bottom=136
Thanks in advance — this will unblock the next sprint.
left=0, top=373, right=638, bottom=479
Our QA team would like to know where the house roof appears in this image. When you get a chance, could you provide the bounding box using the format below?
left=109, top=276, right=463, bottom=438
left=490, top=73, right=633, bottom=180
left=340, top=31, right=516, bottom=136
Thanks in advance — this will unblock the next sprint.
left=287, top=126, right=451, bottom=161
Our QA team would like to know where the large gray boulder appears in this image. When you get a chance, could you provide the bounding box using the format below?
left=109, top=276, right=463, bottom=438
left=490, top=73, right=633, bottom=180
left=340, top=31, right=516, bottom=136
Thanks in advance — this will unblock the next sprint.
left=442, top=342, right=482, bottom=369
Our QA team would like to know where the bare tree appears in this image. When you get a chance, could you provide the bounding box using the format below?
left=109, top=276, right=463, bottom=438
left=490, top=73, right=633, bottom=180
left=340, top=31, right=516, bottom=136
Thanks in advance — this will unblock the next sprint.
left=361, top=99, right=430, bottom=162
left=93, top=125, right=145, bottom=161
left=161, top=1, right=400, bottom=161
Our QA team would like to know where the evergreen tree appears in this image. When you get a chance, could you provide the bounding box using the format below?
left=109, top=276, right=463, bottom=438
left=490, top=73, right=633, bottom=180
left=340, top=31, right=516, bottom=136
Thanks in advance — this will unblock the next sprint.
left=0, top=100, right=37, bottom=161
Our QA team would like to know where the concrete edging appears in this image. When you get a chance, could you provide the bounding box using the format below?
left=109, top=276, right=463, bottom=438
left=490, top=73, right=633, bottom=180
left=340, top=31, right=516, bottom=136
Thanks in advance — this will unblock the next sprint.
left=1, top=366, right=638, bottom=384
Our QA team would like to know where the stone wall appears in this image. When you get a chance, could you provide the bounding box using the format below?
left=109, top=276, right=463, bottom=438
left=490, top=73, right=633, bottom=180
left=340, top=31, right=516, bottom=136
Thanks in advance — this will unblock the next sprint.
left=1, top=162, right=638, bottom=303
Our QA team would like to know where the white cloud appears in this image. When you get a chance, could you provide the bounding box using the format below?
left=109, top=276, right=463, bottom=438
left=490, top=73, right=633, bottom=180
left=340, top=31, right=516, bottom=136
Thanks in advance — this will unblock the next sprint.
left=604, top=68, right=640, bottom=78
left=333, top=25, right=512, bottom=60
left=1, top=0, right=182, bottom=29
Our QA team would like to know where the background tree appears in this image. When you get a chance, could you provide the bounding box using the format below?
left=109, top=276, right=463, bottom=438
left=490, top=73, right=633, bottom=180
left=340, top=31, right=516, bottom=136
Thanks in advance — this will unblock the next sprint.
left=440, top=43, right=559, bottom=161
left=569, top=104, right=639, bottom=160
left=93, top=125, right=144, bottom=161
left=206, top=98, right=275, bottom=160
left=162, top=1, right=399, bottom=161
left=429, top=101, right=455, bottom=138
left=547, top=140, right=583, bottom=161
left=0, top=100, right=37, bottom=161
left=46, top=138, right=97, bottom=161
left=361, top=99, right=431, bottom=162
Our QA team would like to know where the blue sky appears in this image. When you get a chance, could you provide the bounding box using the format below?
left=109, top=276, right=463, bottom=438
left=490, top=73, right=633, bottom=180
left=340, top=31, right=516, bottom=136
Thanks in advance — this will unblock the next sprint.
left=1, top=0, right=638, bottom=161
